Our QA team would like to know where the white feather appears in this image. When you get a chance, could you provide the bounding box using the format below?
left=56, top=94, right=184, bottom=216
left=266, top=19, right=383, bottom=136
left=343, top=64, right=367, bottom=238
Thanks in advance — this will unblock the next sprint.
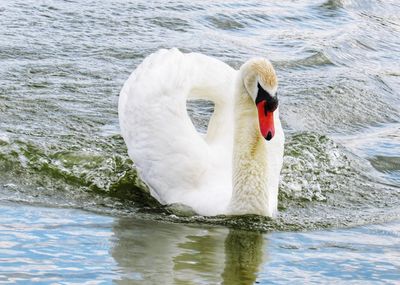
left=119, top=48, right=284, bottom=216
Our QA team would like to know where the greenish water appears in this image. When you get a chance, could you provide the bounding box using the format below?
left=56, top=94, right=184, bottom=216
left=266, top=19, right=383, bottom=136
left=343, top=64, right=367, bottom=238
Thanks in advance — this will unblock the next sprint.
left=0, top=0, right=399, bottom=283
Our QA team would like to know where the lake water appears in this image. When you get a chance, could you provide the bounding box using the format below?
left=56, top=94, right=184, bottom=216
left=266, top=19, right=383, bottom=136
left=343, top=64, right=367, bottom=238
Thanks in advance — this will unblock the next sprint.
left=0, top=0, right=399, bottom=283
left=0, top=202, right=399, bottom=284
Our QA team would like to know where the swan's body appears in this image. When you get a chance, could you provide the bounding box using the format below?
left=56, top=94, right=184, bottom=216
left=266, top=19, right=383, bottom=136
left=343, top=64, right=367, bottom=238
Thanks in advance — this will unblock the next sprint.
left=119, top=48, right=284, bottom=217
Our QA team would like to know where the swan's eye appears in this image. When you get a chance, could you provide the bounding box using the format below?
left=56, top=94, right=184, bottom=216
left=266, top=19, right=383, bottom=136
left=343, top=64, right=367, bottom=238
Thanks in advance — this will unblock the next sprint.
left=256, top=83, right=278, bottom=113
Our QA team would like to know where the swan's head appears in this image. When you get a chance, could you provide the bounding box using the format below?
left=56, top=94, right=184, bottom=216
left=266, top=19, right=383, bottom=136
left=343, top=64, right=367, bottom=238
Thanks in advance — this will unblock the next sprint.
left=240, top=58, right=278, bottom=141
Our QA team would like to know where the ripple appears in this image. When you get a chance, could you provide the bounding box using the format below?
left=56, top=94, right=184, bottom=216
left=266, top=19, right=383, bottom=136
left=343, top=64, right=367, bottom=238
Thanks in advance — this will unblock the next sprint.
left=277, top=51, right=334, bottom=69
left=370, top=156, right=400, bottom=174
left=1, top=130, right=399, bottom=231
left=0, top=0, right=399, bottom=231
left=149, top=16, right=191, bottom=32
left=205, top=14, right=246, bottom=30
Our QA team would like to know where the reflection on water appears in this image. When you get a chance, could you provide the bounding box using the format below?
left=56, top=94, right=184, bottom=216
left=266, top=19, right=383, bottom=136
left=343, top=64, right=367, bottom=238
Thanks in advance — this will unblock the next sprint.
left=112, top=218, right=265, bottom=284
left=0, top=202, right=267, bottom=284
left=222, top=230, right=264, bottom=285
left=0, top=202, right=399, bottom=284
left=0, top=0, right=399, bottom=230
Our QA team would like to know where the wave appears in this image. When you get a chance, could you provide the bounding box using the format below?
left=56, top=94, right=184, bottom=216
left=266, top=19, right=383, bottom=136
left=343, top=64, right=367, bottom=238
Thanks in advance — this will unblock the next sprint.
left=1, top=132, right=398, bottom=231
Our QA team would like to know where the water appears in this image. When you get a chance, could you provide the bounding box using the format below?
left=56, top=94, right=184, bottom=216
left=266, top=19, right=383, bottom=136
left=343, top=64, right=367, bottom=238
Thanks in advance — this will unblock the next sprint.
left=0, top=0, right=399, bottom=283
left=1, top=202, right=399, bottom=284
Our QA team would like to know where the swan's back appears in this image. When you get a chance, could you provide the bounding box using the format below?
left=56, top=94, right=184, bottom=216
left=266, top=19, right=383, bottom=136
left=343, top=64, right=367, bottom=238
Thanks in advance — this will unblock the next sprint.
left=119, top=48, right=237, bottom=215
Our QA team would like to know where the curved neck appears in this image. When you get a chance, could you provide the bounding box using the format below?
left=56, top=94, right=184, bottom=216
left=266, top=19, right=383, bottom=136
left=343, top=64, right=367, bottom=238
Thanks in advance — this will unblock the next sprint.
left=228, top=78, right=270, bottom=216
left=205, top=100, right=234, bottom=145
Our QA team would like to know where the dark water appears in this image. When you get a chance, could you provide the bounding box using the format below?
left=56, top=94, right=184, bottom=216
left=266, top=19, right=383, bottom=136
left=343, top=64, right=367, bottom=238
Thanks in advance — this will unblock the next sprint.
left=0, top=0, right=399, bottom=283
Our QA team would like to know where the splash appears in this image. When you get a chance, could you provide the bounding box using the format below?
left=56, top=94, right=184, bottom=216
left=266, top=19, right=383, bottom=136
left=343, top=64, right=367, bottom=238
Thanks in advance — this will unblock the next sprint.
left=1, top=132, right=398, bottom=231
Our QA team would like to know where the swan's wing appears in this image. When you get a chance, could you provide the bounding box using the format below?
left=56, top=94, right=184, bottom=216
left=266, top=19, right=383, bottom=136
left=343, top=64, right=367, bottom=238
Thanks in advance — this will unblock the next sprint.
left=119, top=48, right=236, bottom=205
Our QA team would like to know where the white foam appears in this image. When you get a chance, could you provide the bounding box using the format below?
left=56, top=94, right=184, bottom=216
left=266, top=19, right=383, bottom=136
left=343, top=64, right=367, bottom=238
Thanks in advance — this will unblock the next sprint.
left=0, top=132, right=10, bottom=144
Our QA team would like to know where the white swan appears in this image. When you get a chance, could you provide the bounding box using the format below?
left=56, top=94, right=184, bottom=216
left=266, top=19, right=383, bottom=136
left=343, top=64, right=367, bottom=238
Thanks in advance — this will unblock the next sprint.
left=119, top=48, right=284, bottom=217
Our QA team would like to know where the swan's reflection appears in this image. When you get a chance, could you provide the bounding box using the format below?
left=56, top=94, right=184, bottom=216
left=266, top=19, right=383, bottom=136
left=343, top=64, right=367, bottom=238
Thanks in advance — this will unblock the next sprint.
left=111, top=218, right=267, bottom=284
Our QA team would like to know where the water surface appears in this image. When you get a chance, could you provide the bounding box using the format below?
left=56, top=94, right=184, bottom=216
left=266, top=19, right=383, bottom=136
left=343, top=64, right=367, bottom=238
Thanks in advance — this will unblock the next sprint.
left=1, top=202, right=399, bottom=284
left=0, top=0, right=399, bottom=283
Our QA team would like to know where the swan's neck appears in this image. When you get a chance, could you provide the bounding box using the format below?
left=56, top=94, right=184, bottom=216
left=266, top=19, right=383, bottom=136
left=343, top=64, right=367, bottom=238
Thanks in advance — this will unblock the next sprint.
left=228, top=81, right=271, bottom=216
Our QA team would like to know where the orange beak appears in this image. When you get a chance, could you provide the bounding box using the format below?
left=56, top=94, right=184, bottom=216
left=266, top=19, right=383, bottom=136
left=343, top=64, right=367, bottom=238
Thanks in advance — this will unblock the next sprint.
left=256, top=100, right=275, bottom=141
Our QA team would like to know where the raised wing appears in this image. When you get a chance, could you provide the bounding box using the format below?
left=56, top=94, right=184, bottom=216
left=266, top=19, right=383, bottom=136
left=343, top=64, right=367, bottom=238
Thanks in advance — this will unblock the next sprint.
left=119, top=48, right=236, bottom=204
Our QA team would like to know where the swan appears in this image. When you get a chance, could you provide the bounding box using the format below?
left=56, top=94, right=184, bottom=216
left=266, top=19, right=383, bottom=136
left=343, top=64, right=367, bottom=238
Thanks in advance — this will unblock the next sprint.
left=118, top=48, right=284, bottom=217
